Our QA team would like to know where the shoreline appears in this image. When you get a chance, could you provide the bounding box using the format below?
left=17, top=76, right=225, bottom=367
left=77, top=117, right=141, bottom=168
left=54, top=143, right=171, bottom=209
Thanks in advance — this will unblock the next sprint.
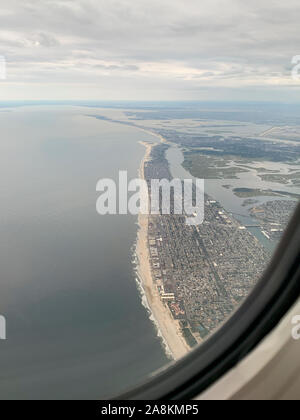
left=135, top=140, right=190, bottom=361
left=137, top=128, right=168, bottom=145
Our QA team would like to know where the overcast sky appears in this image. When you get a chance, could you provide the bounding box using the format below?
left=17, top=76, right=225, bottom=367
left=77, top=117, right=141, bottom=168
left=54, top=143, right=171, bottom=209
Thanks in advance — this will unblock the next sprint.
left=0, top=0, right=300, bottom=101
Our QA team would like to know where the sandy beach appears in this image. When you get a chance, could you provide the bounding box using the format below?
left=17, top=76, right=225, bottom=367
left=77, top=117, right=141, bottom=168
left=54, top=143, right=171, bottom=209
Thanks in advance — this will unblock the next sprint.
left=138, top=128, right=168, bottom=145
left=136, top=141, right=190, bottom=361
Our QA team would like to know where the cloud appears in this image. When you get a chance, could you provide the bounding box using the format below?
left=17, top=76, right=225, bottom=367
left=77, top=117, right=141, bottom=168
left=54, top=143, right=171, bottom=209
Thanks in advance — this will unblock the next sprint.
left=0, top=0, right=299, bottom=100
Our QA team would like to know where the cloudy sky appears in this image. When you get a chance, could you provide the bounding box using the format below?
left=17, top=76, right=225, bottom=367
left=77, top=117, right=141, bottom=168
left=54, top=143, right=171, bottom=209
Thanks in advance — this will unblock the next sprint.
left=0, top=0, right=300, bottom=101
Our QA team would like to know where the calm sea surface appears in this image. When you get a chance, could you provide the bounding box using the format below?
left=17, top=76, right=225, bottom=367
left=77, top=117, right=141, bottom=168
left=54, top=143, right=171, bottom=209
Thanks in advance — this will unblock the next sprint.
left=0, top=106, right=169, bottom=400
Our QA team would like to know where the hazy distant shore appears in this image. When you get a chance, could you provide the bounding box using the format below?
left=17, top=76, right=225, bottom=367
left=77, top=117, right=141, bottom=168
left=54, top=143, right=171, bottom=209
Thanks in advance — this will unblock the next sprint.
left=135, top=140, right=190, bottom=361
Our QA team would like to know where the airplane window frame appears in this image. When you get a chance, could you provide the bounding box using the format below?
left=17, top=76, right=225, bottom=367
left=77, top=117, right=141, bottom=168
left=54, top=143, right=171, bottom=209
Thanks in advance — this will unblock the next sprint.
left=121, top=203, right=300, bottom=400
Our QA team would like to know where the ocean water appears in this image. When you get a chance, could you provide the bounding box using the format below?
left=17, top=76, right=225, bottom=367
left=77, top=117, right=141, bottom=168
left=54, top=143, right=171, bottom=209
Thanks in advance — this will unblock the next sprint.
left=0, top=106, right=169, bottom=400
